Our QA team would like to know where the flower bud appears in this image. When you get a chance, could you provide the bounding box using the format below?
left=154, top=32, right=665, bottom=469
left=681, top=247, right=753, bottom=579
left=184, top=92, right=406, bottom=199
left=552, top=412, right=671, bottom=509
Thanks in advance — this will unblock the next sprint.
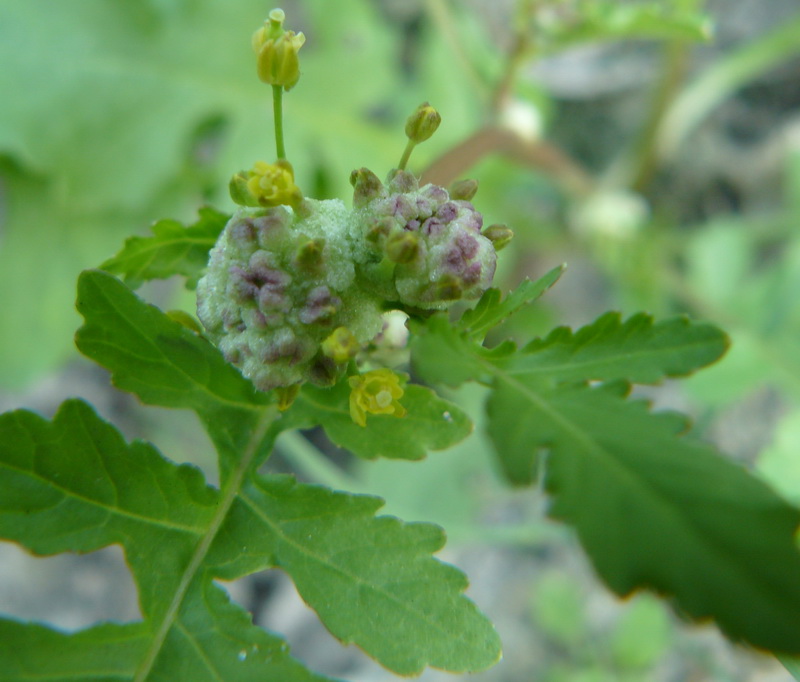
left=321, top=327, right=360, bottom=363
left=294, top=237, right=326, bottom=273
left=449, top=179, right=479, bottom=201
left=350, top=167, right=384, bottom=208
left=385, top=231, right=419, bottom=264
left=404, top=102, right=441, bottom=144
left=482, top=224, right=514, bottom=251
left=275, top=384, right=300, bottom=410
left=253, top=9, right=306, bottom=90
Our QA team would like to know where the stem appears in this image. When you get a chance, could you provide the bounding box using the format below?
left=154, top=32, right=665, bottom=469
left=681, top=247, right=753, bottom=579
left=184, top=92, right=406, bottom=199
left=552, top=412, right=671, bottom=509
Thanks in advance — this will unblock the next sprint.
left=133, top=406, right=279, bottom=682
left=398, top=139, right=416, bottom=171
left=627, top=41, right=689, bottom=192
left=272, top=84, right=286, bottom=159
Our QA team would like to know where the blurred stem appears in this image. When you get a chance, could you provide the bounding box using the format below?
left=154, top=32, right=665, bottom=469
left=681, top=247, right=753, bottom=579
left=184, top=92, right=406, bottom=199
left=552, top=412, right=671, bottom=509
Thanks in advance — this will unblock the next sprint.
left=421, top=126, right=594, bottom=198
left=278, top=430, right=359, bottom=492
left=423, top=0, right=490, bottom=104
left=490, top=0, right=538, bottom=116
left=627, top=41, right=690, bottom=192
left=272, top=85, right=286, bottom=159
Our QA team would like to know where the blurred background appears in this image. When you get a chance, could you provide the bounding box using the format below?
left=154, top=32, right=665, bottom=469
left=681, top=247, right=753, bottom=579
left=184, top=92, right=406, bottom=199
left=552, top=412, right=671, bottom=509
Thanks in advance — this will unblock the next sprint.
left=2, top=0, right=800, bottom=680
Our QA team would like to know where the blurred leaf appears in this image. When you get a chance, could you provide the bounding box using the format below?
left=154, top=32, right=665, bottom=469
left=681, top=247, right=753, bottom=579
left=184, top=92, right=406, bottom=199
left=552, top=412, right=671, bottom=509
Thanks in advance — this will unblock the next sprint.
left=0, top=165, right=151, bottom=389
left=659, top=12, right=800, bottom=159
left=684, top=222, right=800, bottom=403
left=610, top=595, right=672, bottom=669
left=542, top=1, right=712, bottom=50
left=101, top=207, right=229, bottom=289
left=531, top=572, right=586, bottom=646
left=286, top=381, right=473, bottom=460
left=757, top=409, right=800, bottom=506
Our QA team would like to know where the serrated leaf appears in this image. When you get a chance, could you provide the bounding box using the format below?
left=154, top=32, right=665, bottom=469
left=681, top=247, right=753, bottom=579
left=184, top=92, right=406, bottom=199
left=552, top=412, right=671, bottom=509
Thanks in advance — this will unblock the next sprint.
left=74, top=269, right=270, bottom=475
left=486, top=378, right=800, bottom=654
left=1, top=399, right=498, bottom=677
left=459, top=265, right=565, bottom=340
left=410, top=314, right=515, bottom=388
left=283, top=381, right=473, bottom=460
left=100, top=207, right=229, bottom=289
left=512, top=312, right=729, bottom=384
left=208, top=474, right=502, bottom=675
left=0, top=399, right=328, bottom=681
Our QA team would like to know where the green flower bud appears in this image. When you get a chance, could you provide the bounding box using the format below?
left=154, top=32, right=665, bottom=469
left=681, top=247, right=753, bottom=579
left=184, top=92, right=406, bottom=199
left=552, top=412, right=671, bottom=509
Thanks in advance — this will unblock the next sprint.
left=385, top=231, right=419, bottom=264
left=404, top=102, right=441, bottom=144
left=450, top=179, right=479, bottom=201
left=275, top=384, right=300, bottom=410
left=253, top=9, right=306, bottom=90
left=350, top=167, right=385, bottom=208
left=321, top=326, right=360, bottom=363
left=482, top=224, right=514, bottom=251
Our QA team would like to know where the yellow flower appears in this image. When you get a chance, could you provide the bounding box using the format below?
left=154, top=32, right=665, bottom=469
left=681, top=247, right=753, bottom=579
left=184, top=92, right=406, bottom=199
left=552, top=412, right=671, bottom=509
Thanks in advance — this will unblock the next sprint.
left=252, top=9, right=306, bottom=90
left=233, top=159, right=303, bottom=208
left=348, top=369, right=407, bottom=427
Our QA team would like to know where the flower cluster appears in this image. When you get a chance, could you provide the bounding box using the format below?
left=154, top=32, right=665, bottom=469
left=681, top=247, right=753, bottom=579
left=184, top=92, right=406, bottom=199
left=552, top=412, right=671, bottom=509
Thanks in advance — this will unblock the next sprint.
left=351, top=168, right=498, bottom=309
left=196, top=201, right=383, bottom=391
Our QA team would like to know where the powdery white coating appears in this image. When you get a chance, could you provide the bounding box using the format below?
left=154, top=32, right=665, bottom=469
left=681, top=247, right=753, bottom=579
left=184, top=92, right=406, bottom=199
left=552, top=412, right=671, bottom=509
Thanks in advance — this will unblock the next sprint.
left=352, top=171, right=498, bottom=309
left=197, top=203, right=383, bottom=390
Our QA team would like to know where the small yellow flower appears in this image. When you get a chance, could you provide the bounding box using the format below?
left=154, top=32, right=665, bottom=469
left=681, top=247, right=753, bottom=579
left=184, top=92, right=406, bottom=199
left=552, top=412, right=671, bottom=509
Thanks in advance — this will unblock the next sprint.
left=348, top=369, right=407, bottom=427
left=233, top=159, right=302, bottom=208
left=253, top=9, right=306, bottom=90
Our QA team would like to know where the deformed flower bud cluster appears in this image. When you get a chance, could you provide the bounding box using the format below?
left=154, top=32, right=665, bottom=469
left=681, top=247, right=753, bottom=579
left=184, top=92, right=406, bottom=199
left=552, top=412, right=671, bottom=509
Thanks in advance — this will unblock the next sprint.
left=197, top=200, right=383, bottom=390
left=351, top=168, right=498, bottom=309
left=197, top=168, right=505, bottom=391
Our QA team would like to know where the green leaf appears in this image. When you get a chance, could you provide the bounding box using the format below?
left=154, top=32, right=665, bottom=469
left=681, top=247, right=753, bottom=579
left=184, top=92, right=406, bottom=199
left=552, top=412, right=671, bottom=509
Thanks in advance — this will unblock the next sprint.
left=0, top=398, right=498, bottom=677
left=74, top=269, right=270, bottom=477
left=545, top=2, right=712, bottom=48
left=209, top=474, right=502, bottom=675
left=100, top=207, right=229, bottom=289
left=610, top=595, right=671, bottom=670
left=0, top=399, right=328, bottom=681
left=510, top=312, right=729, bottom=385
left=459, top=264, right=565, bottom=341
left=487, top=378, right=800, bottom=654
left=284, top=380, right=473, bottom=460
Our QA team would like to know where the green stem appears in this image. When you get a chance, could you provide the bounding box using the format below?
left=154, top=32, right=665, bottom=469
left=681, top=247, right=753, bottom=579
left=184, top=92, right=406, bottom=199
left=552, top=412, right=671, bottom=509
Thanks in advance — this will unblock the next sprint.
left=133, top=406, right=279, bottom=682
left=398, top=139, right=416, bottom=171
left=278, top=431, right=359, bottom=492
left=272, top=84, right=286, bottom=159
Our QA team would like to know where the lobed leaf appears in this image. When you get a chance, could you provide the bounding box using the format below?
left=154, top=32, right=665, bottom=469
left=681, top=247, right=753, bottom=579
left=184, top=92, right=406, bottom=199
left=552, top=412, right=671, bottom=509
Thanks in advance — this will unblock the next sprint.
left=74, top=269, right=270, bottom=475
left=0, top=398, right=498, bottom=677
left=100, top=207, right=229, bottom=289
left=487, top=376, right=800, bottom=653
left=511, top=311, right=729, bottom=385
left=284, top=381, right=473, bottom=460
left=459, top=264, right=565, bottom=341
left=0, top=400, right=328, bottom=680
left=208, top=475, right=502, bottom=675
